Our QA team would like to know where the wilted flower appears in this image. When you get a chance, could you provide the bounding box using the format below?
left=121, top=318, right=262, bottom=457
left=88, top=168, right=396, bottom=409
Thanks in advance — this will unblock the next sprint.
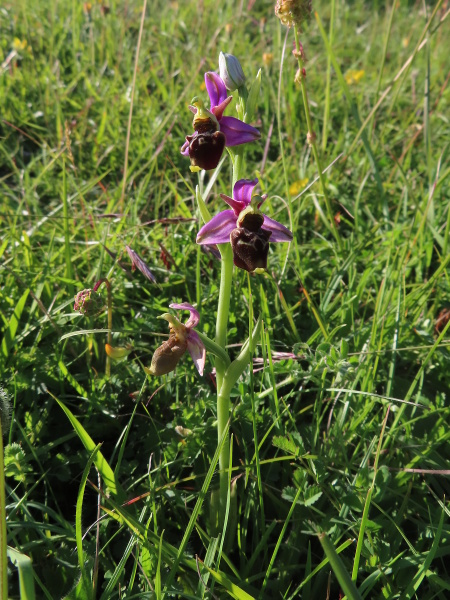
left=105, top=343, right=133, bottom=360
left=219, top=52, right=246, bottom=91
left=146, top=303, right=206, bottom=376
left=74, top=288, right=104, bottom=316
left=126, top=245, right=157, bottom=283
left=275, top=0, right=312, bottom=28
left=435, top=308, right=450, bottom=335
left=181, top=72, right=260, bottom=172
left=197, top=178, right=293, bottom=272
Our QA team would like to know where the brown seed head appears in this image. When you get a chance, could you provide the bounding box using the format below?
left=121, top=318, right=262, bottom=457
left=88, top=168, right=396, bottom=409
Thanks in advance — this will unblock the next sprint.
left=274, top=0, right=312, bottom=29
left=74, top=289, right=104, bottom=316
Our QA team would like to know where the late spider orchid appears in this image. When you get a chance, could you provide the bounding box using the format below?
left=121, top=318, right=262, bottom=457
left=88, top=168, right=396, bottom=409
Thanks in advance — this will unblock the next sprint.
left=197, top=178, right=293, bottom=272
left=181, top=72, right=260, bottom=172
left=146, top=303, right=206, bottom=376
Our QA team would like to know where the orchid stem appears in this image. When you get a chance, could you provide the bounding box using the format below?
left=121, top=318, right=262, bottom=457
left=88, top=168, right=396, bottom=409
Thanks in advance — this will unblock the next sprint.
left=213, top=245, right=233, bottom=532
left=212, top=140, right=247, bottom=533
left=93, top=278, right=112, bottom=378
left=293, top=25, right=342, bottom=251
left=0, top=418, right=8, bottom=598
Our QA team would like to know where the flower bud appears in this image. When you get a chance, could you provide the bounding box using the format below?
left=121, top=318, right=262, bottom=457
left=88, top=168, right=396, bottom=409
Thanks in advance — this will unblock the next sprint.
left=74, top=289, right=104, bottom=316
left=219, top=52, right=246, bottom=91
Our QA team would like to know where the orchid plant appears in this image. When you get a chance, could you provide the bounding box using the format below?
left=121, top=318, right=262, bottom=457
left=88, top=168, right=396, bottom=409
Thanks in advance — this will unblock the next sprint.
left=142, top=54, right=294, bottom=535
left=74, top=3, right=332, bottom=541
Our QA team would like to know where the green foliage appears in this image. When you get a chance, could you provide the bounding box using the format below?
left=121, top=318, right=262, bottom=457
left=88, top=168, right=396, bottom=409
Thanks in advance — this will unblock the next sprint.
left=1, top=0, right=449, bottom=598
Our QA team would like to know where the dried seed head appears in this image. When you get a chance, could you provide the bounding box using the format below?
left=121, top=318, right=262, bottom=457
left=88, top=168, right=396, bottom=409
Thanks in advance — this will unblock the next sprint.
left=74, top=289, right=104, bottom=316
left=274, top=0, right=312, bottom=29
left=306, top=130, right=316, bottom=146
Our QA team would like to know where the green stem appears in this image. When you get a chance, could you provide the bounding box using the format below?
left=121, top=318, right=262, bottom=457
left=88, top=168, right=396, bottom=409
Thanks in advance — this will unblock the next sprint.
left=216, top=391, right=231, bottom=528
left=293, top=26, right=342, bottom=251
left=322, top=0, right=335, bottom=152
left=0, top=420, right=8, bottom=597
left=214, top=246, right=233, bottom=531
left=212, top=82, right=250, bottom=533
left=94, top=278, right=112, bottom=377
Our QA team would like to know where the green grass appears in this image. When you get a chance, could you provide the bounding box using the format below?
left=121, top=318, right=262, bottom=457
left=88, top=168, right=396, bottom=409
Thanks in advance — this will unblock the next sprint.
left=1, top=0, right=449, bottom=598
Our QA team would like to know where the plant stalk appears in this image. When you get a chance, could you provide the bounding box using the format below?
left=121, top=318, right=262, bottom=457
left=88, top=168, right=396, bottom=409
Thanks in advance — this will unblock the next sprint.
left=0, top=419, right=8, bottom=598
left=93, top=278, right=113, bottom=377
left=293, top=25, right=342, bottom=250
left=213, top=246, right=234, bottom=533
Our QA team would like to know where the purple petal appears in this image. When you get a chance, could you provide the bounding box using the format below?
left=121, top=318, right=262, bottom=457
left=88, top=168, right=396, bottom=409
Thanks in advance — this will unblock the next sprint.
left=196, top=210, right=236, bottom=245
left=262, top=215, right=293, bottom=242
left=187, top=330, right=206, bottom=376
left=212, top=96, right=232, bottom=121
left=170, top=302, right=200, bottom=328
left=125, top=246, right=157, bottom=283
left=205, top=72, right=228, bottom=108
left=219, top=193, right=246, bottom=216
left=219, top=116, right=261, bottom=147
left=233, top=178, right=259, bottom=206
left=180, top=138, right=191, bottom=156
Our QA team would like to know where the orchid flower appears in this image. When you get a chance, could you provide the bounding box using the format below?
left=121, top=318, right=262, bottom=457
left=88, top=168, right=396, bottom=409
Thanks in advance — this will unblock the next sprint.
left=181, top=72, right=260, bottom=172
left=196, top=178, right=293, bottom=272
left=146, top=303, right=206, bottom=376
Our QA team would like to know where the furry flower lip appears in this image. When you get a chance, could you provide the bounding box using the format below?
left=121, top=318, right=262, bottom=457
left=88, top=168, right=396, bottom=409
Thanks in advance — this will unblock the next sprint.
left=146, top=303, right=206, bottom=376
left=181, top=71, right=260, bottom=172
left=196, top=178, right=293, bottom=272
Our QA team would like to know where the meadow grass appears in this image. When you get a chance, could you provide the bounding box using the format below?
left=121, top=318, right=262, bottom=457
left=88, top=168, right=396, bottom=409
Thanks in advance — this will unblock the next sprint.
left=1, top=0, right=449, bottom=598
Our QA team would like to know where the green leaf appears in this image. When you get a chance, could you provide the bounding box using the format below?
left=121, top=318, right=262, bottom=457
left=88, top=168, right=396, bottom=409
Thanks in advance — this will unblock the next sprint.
left=1, top=289, right=29, bottom=360
left=318, top=533, right=363, bottom=600
left=7, top=546, right=36, bottom=600
left=244, top=68, right=261, bottom=123
left=53, top=395, right=125, bottom=501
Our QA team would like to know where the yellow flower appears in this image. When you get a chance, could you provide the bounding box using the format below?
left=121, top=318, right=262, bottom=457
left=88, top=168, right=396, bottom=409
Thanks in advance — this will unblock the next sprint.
left=263, top=53, right=274, bottom=67
left=289, top=178, right=309, bottom=196
left=344, top=69, right=365, bottom=86
left=12, top=38, right=27, bottom=51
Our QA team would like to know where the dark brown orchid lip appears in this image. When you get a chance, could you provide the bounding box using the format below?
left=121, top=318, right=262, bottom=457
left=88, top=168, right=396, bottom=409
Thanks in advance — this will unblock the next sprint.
left=230, top=226, right=272, bottom=272
left=188, top=130, right=226, bottom=171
